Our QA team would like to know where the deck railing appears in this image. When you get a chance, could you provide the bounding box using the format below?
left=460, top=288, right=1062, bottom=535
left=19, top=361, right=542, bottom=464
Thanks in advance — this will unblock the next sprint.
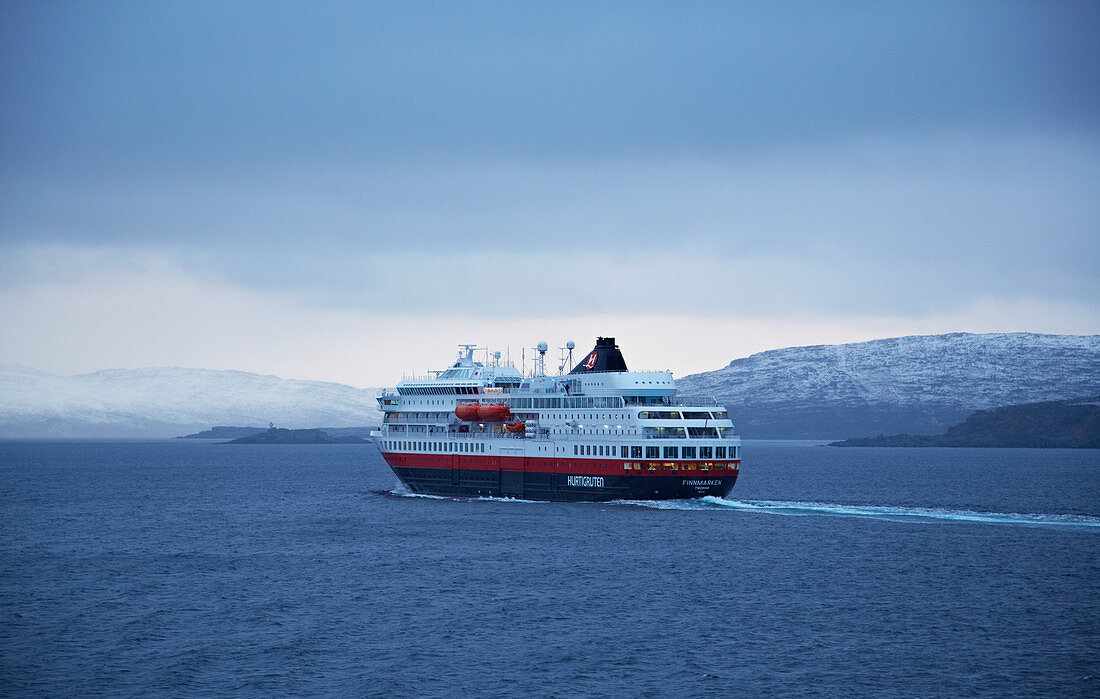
left=379, top=427, right=739, bottom=441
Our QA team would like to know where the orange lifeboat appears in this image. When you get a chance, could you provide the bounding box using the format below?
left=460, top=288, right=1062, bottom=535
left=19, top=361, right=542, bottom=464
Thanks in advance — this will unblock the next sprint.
left=478, top=404, right=512, bottom=421
left=505, top=420, right=526, bottom=434
left=455, top=404, right=481, bottom=421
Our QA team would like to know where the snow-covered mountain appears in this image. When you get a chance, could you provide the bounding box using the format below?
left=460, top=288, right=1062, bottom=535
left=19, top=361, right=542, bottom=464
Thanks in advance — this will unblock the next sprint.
left=676, top=333, right=1100, bottom=439
left=4, top=332, right=1097, bottom=439
left=0, top=366, right=382, bottom=438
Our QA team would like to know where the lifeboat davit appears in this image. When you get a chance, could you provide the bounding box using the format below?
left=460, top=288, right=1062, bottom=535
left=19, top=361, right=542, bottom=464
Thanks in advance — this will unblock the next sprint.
left=478, top=404, right=512, bottom=421
left=455, top=404, right=481, bottom=421
left=505, top=420, right=526, bottom=434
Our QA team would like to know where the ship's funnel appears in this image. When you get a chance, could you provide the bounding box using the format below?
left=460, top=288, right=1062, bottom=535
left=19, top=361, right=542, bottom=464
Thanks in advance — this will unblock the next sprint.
left=569, top=337, right=629, bottom=374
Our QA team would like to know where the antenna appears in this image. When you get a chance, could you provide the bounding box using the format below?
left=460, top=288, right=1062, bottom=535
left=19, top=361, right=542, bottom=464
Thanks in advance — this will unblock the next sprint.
left=559, top=340, right=575, bottom=375
left=535, top=341, right=548, bottom=377
left=457, top=343, right=477, bottom=363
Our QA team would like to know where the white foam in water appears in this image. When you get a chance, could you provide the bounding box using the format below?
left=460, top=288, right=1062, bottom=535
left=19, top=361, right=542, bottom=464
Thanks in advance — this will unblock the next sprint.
left=387, top=490, right=1099, bottom=528
left=615, top=497, right=1100, bottom=528
left=385, top=489, right=545, bottom=504
left=471, top=496, right=546, bottom=504
left=384, top=489, right=451, bottom=500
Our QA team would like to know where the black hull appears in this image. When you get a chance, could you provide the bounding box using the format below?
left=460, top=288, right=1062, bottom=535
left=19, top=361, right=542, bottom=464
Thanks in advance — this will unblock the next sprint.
left=390, top=465, right=737, bottom=502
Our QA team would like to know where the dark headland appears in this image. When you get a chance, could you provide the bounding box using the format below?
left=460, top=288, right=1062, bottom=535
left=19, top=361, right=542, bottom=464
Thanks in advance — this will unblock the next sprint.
left=222, top=428, right=368, bottom=444
left=829, top=397, right=1100, bottom=448
left=179, top=426, right=267, bottom=439
left=179, top=426, right=375, bottom=440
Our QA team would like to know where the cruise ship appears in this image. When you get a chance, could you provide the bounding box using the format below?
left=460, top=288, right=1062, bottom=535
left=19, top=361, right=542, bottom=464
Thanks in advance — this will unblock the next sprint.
left=371, top=337, right=740, bottom=501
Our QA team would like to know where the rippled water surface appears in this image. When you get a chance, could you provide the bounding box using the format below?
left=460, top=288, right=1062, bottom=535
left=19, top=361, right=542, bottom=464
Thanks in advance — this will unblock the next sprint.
left=2, top=440, right=1098, bottom=696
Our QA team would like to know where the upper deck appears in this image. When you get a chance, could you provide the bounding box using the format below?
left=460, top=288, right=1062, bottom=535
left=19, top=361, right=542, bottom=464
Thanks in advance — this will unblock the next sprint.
left=374, top=339, right=740, bottom=474
left=379, top=339, right=731, bottom=406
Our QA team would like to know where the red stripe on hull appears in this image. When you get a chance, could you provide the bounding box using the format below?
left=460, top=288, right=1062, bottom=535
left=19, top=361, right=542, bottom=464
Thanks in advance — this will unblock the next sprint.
left=380, top=451, right=740, bottom=476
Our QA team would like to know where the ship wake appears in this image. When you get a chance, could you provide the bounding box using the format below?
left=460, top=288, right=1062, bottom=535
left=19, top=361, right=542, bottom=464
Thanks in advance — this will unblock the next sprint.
left=616, top=497, right=1100, bottom=528
left=376, top=488, right=545, bottom=504
left=377, top=489, right=1099, bottom=528
left=374, top=488, right=451, bottom=500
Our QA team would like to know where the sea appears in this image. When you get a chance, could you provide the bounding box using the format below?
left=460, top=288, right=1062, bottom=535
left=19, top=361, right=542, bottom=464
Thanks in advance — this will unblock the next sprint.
left=1, top=440, right=1098, bottom=697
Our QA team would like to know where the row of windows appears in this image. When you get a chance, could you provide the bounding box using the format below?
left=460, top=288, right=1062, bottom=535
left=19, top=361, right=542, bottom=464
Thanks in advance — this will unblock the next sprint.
left=573, top=444, right=740, bottom=460
left=512, top=396, right=624, bottom=409
left=384, top=402, right=729, bottom=422
left=645, top=426, right=685, bottom=438
left=624, top=462, right=737, bottom=471
left=623, top=396, right=674, bottom=405
left=399, top=386, right=480, bottom=395
left=688, top=427, right=719, bottom=437
left=642, top=426, right=735, bottom=439
left=383, top=440, right=486, bottom=453
left=575, top=444, right=620, bottom=457
left=638, top=410, right=729, bottom=420
left=438, top=368, right=474, bottom=379
left=385, top=410, right=634, bottom=424
left=384, top=440, right=739, bottom=460
left=661, top=445, right=733, bottom=459
left=387, top=425, right=429, bottom=433
left=385, top=421, right=734, bottom=441
left=563, top=413, right=626, bottom=421
left=395, top=400, right=451, bottom=407
left=384, top=412, right=451, bottom=421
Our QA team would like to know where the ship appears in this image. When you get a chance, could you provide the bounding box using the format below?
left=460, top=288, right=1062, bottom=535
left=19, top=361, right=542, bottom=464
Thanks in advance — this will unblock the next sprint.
left=371, top=337, right=740, bottom=501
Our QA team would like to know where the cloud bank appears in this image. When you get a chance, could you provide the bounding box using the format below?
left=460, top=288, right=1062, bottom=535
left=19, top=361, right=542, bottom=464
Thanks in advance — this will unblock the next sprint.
left=1, top=2, right=1097, bottom=384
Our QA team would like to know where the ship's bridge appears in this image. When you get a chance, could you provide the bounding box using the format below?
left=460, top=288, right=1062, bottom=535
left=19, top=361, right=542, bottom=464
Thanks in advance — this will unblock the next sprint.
left=393, top=345, right=523, bottom=397
left=563, top=370, right=675, bottom=399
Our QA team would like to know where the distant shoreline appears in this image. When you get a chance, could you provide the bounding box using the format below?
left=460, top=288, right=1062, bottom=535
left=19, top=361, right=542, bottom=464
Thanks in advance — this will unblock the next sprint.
left=179, top=425, right=376, bottom=440
left=221, top=428, right=368, bottom=445
left=830, top=397, right=1100, bottom=449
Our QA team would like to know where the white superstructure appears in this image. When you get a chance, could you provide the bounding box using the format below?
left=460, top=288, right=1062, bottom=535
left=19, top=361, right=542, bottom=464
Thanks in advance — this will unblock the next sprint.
left=372, top=341, right=740, bottom=468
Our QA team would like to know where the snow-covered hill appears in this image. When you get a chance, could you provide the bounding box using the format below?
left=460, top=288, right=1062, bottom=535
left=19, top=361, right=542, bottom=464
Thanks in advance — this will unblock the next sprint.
left=677, top=333, right=1100, bottom=439
left=0, top=366, right=382, bottom=438
left=4, top=332, right=1097, bottom=439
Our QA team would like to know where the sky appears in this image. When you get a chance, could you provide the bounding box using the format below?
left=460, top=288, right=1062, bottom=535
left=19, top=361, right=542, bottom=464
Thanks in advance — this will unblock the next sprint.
left=1, top=1, right=1098, bottom=387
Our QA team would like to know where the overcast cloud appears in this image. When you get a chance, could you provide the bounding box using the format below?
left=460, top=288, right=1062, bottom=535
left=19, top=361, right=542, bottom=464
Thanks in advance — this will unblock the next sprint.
left=1, top=1, right=1097, bottom=385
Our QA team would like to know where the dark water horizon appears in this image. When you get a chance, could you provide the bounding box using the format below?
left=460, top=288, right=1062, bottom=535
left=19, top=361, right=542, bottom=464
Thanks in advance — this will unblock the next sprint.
left=2, top=440, right=1098, bottom=696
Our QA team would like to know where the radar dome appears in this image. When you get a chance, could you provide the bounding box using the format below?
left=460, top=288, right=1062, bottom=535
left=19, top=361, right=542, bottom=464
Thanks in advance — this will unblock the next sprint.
left=566, top=340, right=575, bottom=350
left=537, top=341, right=548, bottom=353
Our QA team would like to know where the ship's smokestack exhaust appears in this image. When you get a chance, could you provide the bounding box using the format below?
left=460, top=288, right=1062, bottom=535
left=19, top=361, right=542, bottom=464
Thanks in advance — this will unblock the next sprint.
left=569, top=337, right=629, bottom=374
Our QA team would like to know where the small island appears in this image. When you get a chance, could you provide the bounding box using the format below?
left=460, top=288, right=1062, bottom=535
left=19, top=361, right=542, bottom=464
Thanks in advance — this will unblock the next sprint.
left=179, top=426, right=267, bottom=439
left=830, top=397, right=1100, bottom=448
left=181, top=425, right=375, bottom=440
left=223, top=427, right=368, bottom=444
